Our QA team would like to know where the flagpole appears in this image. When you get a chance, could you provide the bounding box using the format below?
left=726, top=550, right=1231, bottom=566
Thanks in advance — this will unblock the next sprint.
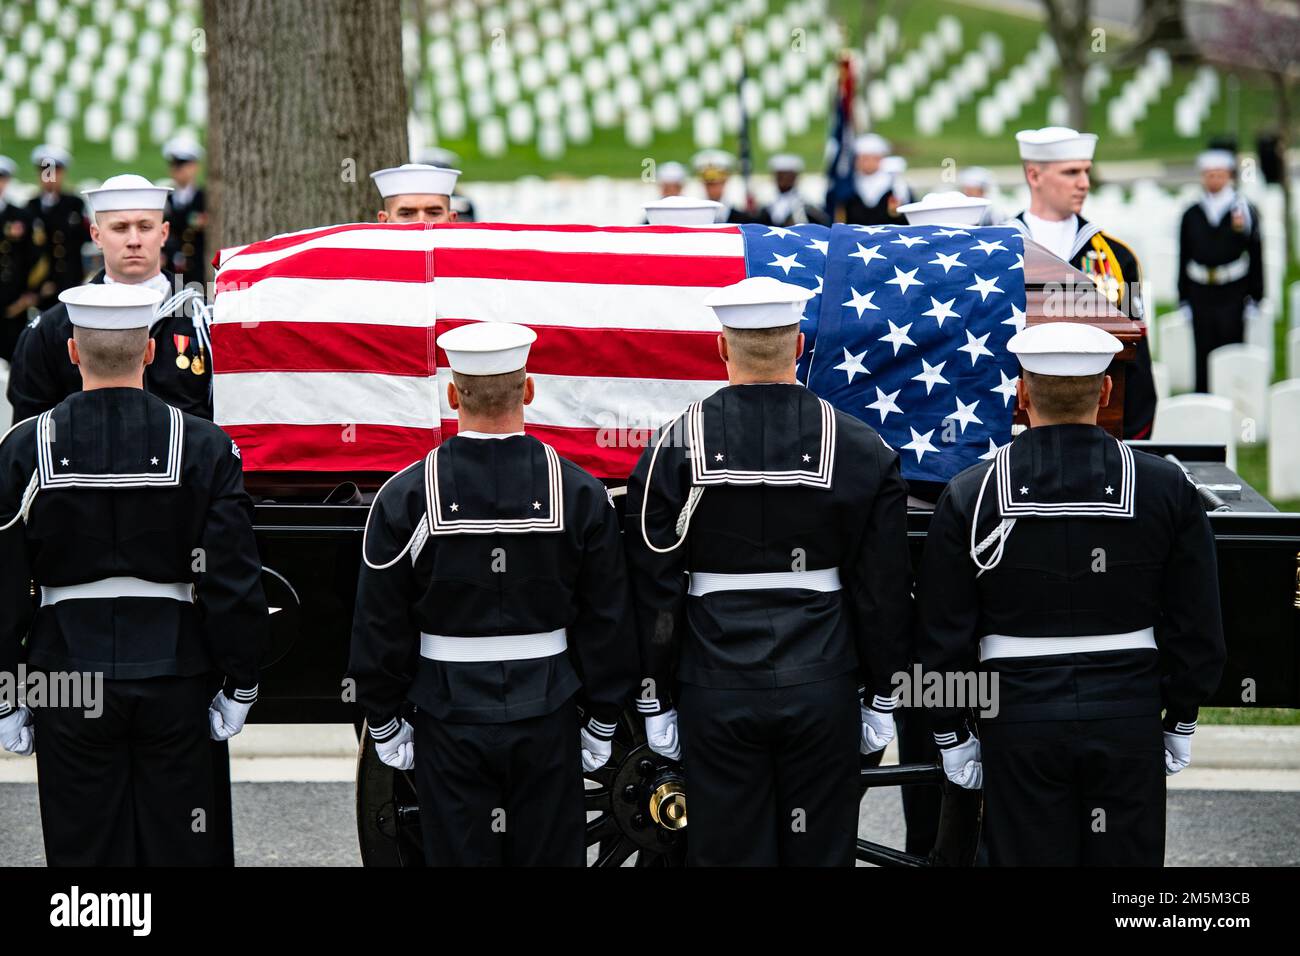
left=735, top=22, right=755, bottom=216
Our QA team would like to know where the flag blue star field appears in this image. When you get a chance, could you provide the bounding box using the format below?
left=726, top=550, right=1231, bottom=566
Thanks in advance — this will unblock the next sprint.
left=737, top=222, right=829, bottom=384
left=805, top=224, right=1026, bottom=484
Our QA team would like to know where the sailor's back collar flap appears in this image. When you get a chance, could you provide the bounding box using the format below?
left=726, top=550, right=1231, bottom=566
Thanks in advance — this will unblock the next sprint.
left=688, top=385, right=836, bottom=489
left=37, top=396, right=183, bottom=489
left=425, top=435, right=565, bottom=534
left=995, top=425, right=1135, bottom=518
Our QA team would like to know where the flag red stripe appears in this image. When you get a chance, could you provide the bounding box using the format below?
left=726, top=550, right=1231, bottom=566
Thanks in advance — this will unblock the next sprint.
left=216, top=248, right=430, bottom=290
left=211, top=322, right=432, bottom=376
left=228, top=221, right=427, bottom=258
left=433, top=247, right=745, bottom=286
left=434, top=318, right=724, bottom=380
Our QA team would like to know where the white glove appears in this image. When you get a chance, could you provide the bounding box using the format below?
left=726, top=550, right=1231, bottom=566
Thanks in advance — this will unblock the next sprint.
left=940, top=734, right=983, bottom=790
left=860, top=705, right=895, bottom=754
left=208, top=692, right=252, bottom=741
left=1163, top=732, right=1192, bottom=776
left=0, top=707, right=34, bottom=756
left=580, top=727, right=612, bottom=772
left=375, top=719, right=415, bottom=771
left=645, top=709, right=681, bottom=761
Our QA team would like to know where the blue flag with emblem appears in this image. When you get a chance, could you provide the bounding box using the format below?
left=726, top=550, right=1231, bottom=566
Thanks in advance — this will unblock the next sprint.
left=804, top=223, right=1027, bottom=484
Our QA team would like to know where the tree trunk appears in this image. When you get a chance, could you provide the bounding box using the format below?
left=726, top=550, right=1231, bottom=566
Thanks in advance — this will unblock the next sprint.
left=204, top=0, right=410, bottom=259
left=1041, top=0, right=1091, bottom=131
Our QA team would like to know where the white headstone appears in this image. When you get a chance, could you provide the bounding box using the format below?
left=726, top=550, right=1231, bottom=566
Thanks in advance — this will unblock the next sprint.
left=1288, top=327, right=1300, bottom=380
left=439, top=100, right=466, bottom=139
left=758, top=109, right=785, bottom=150
left=537, top=122, right=565, bottom=159
left=1209, top=343, right=1271, bottom=443
left=624, top=105, right=652, bottom=147
left=478, top=115, right=506, bottom=157
left=592, top=90, right=618, bottom=128
left=507, top=100, right=535, bottom=143
left=1158, top=309, right=1195, bottom=393
left=1267, top=380, right=1300, bottom=499
left=111, top=122, right=139, bottom=162
left=564, top=104, right=591, bottom=144
left=693, top=106, right=721, bottom=148
left=1151, top=360, right=1171, bottom=401
left=15, top=99, right=40, bottom=138
left=1152, top=394, right=1238, bottom=471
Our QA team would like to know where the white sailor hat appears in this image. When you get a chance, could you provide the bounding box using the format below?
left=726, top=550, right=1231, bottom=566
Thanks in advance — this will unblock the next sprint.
left=0, top=155, right=15, bottom=178
left=957, top=166, right=994, bottom=190
left=437, top=321, right=537, bottom=376
left=692, top=149, right=736, bottom=182
left=899, top=190, right=991, bottom=226
left=82, top=174, right=172, bottom=214
left=31, top=143, right=71, bottom=169
left=703, top=276, right=815, bottom=329
left=1007, top=321, right=1122, bottom=376
left=643, top=195, right=724, bottom=225
left=162, top=135, right=204, bottom=163
left=1016, top=126, right=1098, bottom=162
left=370, top=163, right=462, bottom=199
left=1197, top=149, right=1236, bottom=172
left=657, top=161, right=687, bottom=184
left=854, top=133, right=891, bottom=156
left=59, top=283, right=163, bottom=330
left=769, top=153, right=804, bottom=173
left=415, top=146, right=461, bottom=169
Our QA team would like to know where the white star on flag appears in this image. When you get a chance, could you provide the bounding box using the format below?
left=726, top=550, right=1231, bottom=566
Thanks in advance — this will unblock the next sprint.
left=921, top=296, right=960, bottom=327
left=966, top=273, right=1003, bottom=301
left=813, top=274, right=824, bottom=295
left=978, top=437, right=1004, bottom=460
left=902, top=427, right=939, bottom=462
left=805, top=238, right=829, bottom=255
left=971, top=238, right=1007, bottom=255
left=834, top=346, right=870, bottom=382
left=912, top=358, right=950, bottom=394
left=879, top=320, right=916, bottom=355
left=1010, top=252, right=1025, bottom=271
left=891, top=234, right=929, bottom=248
left=1002, top=304, right=1027, bottom=332
left=928, top=250, right=966, bottom=273
left=867, top=386, right=904, bottom=422
left=842, top=287, right=880, bottom=318
left=933, top=227, right=971, bottom=237
left=764, top=226, right=799, bottom=239
left=853, top=224, right=890, bottom=234
left=944, top=396, right=983, bottom=433
left=886, top=265, right=924, bottom=295
left=849, top=243, right=886, bottom=267
left=991, top=369, right=1020, bottom=406
left=958, top=329, right=994, bottom=365
left=769, top=251, right=804, bottom=275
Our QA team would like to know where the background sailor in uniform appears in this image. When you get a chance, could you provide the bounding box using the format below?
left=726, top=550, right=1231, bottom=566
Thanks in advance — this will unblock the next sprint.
left=760, top=153, right=830, bottom=227
left=842, top=133, right=903, bottom=226
left=957, top=166, right=1000, bottom=225
left=915, top=322, right=1226, bottom=866
left=348, top=322, right=637, bottom=866
left=415, top=146, right=477, bottom=222
left=1179, top=149, right=1264, bottom=394
left=0, top=283, right=269, bottom=866
left=371, top=162, right=461, bottom=224
left=691, top=149, right=756, bottom=224
left=0, top=155, right=39, bottom=362
left=1006, top=127, right=1158, bottom=440
left=7, top=174, right=213, bottom=423
left=26, top=145, right=90, bottom=312
left=161, top=135, right=208, bottom=292
left=625, top=277, right=913, bottom=866
left=655, top=160, right=687, bottom=199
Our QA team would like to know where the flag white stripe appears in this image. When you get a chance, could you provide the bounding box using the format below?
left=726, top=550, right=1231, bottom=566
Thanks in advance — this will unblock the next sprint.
left=213, top=278, right=432, bottom=329
left=436, top=278, right=724, bottom=331
left=216, top=371, right=439, bottom=428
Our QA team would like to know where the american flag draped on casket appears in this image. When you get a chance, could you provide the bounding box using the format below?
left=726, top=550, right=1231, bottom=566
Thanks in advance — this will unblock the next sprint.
left=211, top=221, right=1025, bottom=484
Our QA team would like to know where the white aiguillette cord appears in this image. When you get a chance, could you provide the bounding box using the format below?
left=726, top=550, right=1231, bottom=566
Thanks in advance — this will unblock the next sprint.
left=969, top=460, right=1015, bottom=577
left=640, top=409, right=705, bottom=555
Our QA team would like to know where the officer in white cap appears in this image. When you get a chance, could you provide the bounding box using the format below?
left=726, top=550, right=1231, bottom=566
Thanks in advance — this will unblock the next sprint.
left=1179, top=148, right=1263, bottom=393
left=625, top=276, right=912, bottom=866
left=25, top=145, right=89, bottom=312
left=348, top=321, right=636, bottom=866
left=761, top=153, right=830, bottom=227
left=642, top=195, right=724, bottom=226
left=0, top=282, right=269, bottom=865
left=656, top=160, right=687, bottom=198
left=161, top=134, right=208, bottom=289
left=691, top=149, right=754, bottom=223
left=844, top=133, right=906, bottom=226
left=370, top=163, right=462, bottom=224
left=8, top=174, right=213, bottom=423
left=414, top=146, right=477, bottom=221
left=1007, top=127, right=1157, bottom=440
left=915, top=321, right=1225, bottom=866
left=1, top=154, right=39, bottom=360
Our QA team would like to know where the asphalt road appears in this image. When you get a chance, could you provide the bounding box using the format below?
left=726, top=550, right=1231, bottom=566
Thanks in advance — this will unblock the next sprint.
left=2, top=782, right=1297, bottom=866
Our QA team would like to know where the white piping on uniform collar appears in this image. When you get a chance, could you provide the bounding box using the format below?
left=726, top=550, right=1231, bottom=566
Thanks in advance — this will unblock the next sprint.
left=456, top=430, right=525, bottom=439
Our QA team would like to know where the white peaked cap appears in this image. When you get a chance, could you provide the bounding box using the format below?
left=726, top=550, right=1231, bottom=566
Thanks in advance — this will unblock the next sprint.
left=31, top=143, right=72, bottom=168
left=854, top=133, right=890, bottom=156
left=371, top=163, right=461, bottom=199
left=437, top=321, right=537, bottom=375
left=899, top=191, right=991, bottom=226
left=60, top=283, right=163, bottom=330
left=657, top=161, right=687, bottom=184
left=162, top=135, right=204, bottom=162
left=82, top=174, right=172, bottom=213
left=0, top=155, right=16, bottom=177
left=415, top=146, right=461, bottom=169
left=643, top=196, right=724, bottom=225
left=1007, top=321, right=1122, bottom=375
left=769, top=153, right=805, bottom=173
left=957, top=166, right=994, bottom=189
left=1197, top=149, right=1236, bottom=172
left=703, top=276, right=815, bottom=329
left=1016, top=126, right=1098, bottom=162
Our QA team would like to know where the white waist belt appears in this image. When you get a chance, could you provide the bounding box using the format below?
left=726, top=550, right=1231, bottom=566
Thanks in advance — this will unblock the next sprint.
left=1186, top=254, right=1249, bottom=286
left=420, top=628, right=567, bottom=663
left=40, top=577, right=195, bottom=606
left=688, top=568, right=842, bottom=597
left=979, top=627, right=1157, bottom=662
